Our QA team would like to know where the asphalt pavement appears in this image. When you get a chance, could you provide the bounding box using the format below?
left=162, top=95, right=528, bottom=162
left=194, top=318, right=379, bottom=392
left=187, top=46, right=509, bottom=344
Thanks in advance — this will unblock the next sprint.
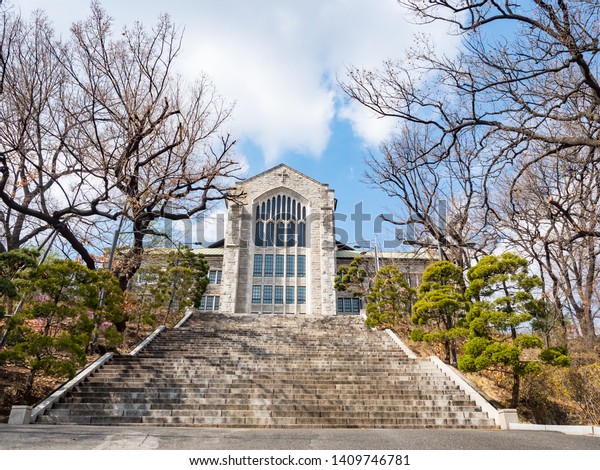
left=1, top=424, right=599, bottom=450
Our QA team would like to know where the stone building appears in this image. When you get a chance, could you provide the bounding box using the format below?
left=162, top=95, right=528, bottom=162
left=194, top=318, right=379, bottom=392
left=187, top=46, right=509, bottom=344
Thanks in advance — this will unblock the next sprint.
left=195, top=164, right=432, bottom=315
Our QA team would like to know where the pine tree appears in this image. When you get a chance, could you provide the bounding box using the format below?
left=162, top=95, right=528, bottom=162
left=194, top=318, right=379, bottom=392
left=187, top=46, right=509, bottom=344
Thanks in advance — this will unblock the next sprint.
left=410, top=261, right=469, bottom=365
left=365, top=265, right=415, bottom=329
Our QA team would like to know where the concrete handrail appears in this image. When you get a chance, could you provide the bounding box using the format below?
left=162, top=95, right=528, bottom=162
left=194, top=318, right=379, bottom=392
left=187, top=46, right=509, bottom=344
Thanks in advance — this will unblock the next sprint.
left=384, top=329, right=418, bottom=359
left=129, top=325, right=166, bottom=356
left=427, top=355, right=519, bottom=428
left=29, top=352, right=114, bottom=423
left=17, top=322, right=170, bottom=424
left=174, top=308, right=195, bottom=328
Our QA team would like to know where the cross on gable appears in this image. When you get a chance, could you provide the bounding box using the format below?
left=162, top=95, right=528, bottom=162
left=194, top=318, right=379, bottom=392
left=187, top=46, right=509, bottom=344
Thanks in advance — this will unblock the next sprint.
left=276, top=171, right=289, bottom=184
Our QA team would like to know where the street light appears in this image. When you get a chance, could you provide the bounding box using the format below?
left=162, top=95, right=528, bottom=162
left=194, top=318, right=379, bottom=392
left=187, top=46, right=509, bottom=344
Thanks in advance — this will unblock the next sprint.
left=353, top=243, right=380, bottom=272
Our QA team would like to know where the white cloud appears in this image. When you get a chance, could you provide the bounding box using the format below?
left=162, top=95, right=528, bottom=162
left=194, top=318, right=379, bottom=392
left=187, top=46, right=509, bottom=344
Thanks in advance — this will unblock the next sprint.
left=337, top=100, right=398, bottom=147
left=15, top=0, right=460, bottom=161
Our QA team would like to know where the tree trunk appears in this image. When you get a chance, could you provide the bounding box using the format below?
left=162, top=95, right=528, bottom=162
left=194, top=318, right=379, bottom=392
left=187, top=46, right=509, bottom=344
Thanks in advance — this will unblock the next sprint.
left=511, top=372, right=520, bottom=408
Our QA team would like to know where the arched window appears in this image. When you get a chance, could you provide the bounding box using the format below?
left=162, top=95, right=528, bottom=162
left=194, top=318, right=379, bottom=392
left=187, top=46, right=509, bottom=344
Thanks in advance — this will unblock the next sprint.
left=254, top=194, right=308, bottom=247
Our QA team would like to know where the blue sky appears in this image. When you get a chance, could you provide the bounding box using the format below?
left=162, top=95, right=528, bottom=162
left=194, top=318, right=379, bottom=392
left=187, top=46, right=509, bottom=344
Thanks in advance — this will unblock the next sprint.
left=16, top=0, right=459, bottom=248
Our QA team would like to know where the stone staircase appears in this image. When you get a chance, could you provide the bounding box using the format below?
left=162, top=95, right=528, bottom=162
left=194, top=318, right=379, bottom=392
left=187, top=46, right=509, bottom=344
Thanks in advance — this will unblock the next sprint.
left=36, top=313, right=496, bottom=428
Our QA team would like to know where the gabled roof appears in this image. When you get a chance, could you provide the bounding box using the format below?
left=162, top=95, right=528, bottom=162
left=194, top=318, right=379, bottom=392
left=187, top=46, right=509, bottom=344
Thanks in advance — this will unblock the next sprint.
left=237, top=163, right=330, bottom=189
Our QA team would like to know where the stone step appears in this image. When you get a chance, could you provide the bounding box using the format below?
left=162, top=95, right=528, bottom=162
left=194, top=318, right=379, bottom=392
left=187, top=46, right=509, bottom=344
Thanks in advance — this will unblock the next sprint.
left=36, top=313, right=495, bottom=429
left=52, top=402, right=484, bottom=413
left=37, top=414, right=495, bottom=428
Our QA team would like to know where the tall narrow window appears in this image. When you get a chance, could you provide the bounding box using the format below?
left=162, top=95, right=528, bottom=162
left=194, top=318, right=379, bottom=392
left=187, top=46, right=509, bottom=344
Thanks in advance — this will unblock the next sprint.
left=286, top=255, right=295, bottom=277
left=277, top=195, right=281, bottom=218
left=276, top=222, right=285, bottom=246
left=266, top=199, right=271, bottom=219
left=298, top=222, right=306, bottom=247
left=206, top=296, right=214, bottom=310
left=252, top=286, right=261, bottom=304
left=263, top=286, right=273, bottom=304
left=266, top=222, right=274, bottom=246
left=352, top=298, right=360, bottom=313
left=297, top=286, right=306, bottom=305
left=286, top=286, right=294, bottom=304
left=275, top=286, right=284, bottom=304
left=255, top=222, right=264, bottom=246
left=344, top=298, right=352, bottom=312
left=214, top=296, right=220, bottom=311
left=253, top=254, right=263, bottom=277
left=287, top=222, right=295, bottom=247
left=275, top=255, right=284, bottom=277
left=199, top=297, right=206, bottom=310
left=264, top=254, right=273, bottom=277
left=297, top=255, right=306, bottom=277
left=286, top=197, right=291, bottom=220
left=337, top=298, right=344, bottom=313
left=209, top=271, right=216, bottom=284
left=217, top=271, right=222, bottom=284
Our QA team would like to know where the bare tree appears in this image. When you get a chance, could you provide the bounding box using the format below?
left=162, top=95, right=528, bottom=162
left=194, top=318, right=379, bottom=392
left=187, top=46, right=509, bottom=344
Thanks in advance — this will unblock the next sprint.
left=0, top=10, right=75, bottom=254
left=364, top=125, right=495, bottom=268
left=62, top=2, right=240, bottom=291
left=341, top=1, right=600, bottom=341
left=0, top=3, right=240, bottom=304
left=496, top=145, right=600, bottom=344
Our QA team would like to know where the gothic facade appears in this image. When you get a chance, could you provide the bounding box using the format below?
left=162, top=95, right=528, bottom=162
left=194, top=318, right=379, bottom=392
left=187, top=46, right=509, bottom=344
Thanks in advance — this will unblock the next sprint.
left=195, top=164, right=431, bottom=315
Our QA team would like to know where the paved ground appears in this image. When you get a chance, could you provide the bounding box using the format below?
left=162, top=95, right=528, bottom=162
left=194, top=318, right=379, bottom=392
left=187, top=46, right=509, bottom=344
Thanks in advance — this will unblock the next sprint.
left=1, top=425, right=599, bottom=450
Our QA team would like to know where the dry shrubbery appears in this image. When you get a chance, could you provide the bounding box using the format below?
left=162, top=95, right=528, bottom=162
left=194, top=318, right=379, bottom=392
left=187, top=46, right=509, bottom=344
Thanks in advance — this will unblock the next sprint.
left=512, top=347, right=600, bottom=425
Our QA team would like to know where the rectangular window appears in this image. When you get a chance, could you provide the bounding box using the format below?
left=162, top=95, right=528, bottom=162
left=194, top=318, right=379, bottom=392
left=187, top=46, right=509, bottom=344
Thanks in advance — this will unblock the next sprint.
left=344, top=298, right=352, bottom=312
left=297, top=255, right=306, bottom=277
left=297, top=286, right=306, bottom=304
left=263, top=286, right=273, bottom=304
left=252, top=285, right=261, bottom=304
left=286, top=286, right=294, bottom=304
left=264, top=254, right=274, bottom=277
left=199, top=296, right=206, bottom=310
left=286, top=255, right=295, bottom=277
left=217, top=271, right=222, bottom=284
left=275, top=255, right=284, bottom=277
left=253, top=254, right=263, bottom=277
left=352, top=298, right=360, bottom=313
left=209, top=271, right=216, bottom=284
left=206, top=296, right=214, bottom=310
left=275, top=286, right=284, bottom=304
left=337, top=298, right=343, bottom=312
left=214, top=296, right=220, bottom=311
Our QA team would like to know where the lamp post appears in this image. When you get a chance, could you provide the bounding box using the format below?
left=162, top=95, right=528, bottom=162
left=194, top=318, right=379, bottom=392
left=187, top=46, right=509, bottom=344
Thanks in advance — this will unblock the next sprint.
left=353, top=240, right=380, bottom=272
